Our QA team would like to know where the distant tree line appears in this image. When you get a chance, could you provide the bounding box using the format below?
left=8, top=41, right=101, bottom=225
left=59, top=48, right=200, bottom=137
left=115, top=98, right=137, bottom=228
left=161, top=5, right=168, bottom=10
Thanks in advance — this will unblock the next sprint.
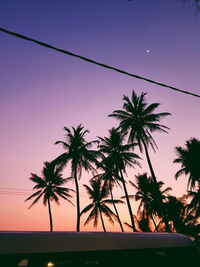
left=26, top=90, right=200, bottom=242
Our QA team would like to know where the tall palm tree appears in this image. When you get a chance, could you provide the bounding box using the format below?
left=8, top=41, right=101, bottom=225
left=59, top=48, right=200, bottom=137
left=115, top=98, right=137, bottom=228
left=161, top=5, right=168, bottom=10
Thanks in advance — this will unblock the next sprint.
left=173, top=137, right=200, bottom=190
left=109, top=90, right=171, bottom=231
left=25, top=161, right=74, bottom=232
left=129, top=173, right=172, bottom=231
left=54, top=124, right=98, bottom=232
left=95, top=159, right=125, bottom=232
left=81, top=178, right=122, bottom=231
left=98, top=127, right=140, bottom=231
left=109, top=90, right=171, bottom=184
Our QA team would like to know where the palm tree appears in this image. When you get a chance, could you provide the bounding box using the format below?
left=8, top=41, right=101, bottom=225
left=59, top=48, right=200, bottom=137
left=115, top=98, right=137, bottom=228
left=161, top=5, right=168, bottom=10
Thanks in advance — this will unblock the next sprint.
left=109, top=90, right=171, bottom=184
left=81, top=178, right=122, bottom=231
left=25, top=161, right=74, bottom=232
left=173, top=137, right=200, bottom=190
left=94, top=159, right=125, bottom=232
left=180, top=0, right=200, bottom=10
left=187, top=188, right=200, bottom=224
left=54, top=124, right=98, bottom=232
left=128, top=173, right=172, bottom=231
left=129, top=173, right=157, bottom=231
left=164, top=195, right=194, bottom=234
left=98, top=127, right=141, bottom=231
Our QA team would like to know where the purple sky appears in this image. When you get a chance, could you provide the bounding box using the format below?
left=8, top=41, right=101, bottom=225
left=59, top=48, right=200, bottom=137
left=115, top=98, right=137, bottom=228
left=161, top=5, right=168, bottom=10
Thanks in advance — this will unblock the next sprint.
left=0, top=0, right=200, bottom=231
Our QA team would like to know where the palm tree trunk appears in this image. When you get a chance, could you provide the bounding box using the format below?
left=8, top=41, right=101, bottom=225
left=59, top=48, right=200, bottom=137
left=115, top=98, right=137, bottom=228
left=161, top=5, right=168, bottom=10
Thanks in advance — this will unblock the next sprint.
left=150, top=214, right=158, bottom=231
left=141, top=138, right=157, bottom=183
left=141, top=139, right=171, bottom=232
left=74, top=166, right=81, bottom=232
left=119, top=170, right=137, bottom=232
left=47, top=198, right=53, bottom=232
left=99, top=209, right=106, bottom=232
left=109, top=183, right=124, bottom=232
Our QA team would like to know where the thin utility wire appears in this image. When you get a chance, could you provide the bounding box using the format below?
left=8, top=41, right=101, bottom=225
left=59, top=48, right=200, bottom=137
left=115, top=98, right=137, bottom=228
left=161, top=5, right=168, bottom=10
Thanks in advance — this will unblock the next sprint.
left=0, top=187, right=31, bottom=191
left=0, top=27, right=199, bottom=99
left=0, top=187, right=123, bottom=198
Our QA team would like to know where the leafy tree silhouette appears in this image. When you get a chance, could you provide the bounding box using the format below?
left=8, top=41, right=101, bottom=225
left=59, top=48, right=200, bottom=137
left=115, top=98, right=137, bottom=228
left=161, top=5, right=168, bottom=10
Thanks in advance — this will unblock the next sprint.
left=81, top=178, right=122, bottom=232
left=97, top=127, right=140, bottom=231
left=174, top=137, right=200, bottom=190
left=25, top=161, right=74, bottom=232
left=54, top=124, right=98, bottom=232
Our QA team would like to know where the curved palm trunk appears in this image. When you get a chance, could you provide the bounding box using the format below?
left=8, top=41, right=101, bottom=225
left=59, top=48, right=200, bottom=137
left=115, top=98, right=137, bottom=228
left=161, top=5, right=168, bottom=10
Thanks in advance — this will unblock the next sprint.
left=141, top=139, right=171, bottom=232
left=47, top=198, right=53, bottom=232
left=99, top=209, right=106, bottom=232
left=109, top=183, right=124, bottom=232
left=74, top=166, right=81, bottom=232
left=119, top=170, right=137, bottom=232
left=141, top=138, right=157, bottom=184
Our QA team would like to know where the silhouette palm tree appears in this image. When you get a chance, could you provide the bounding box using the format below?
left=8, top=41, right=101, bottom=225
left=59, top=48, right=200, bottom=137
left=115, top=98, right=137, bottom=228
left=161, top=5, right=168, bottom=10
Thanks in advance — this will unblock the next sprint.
left=129, top=173, right=157, bottom=230
left=25, top=161, right=74, bottom=232
left=157, top=195, right=200, bottom=238
left=94, top=159, right=125, bottom=232
left=98, top=127, right=140, bottom=231
left=109, top=90, right=171, bottom=184
left=81, top=178, right=122, bottom=232
left=164, top=195, right=194, bottom=234
left=128, top=173, right=172, bottom=231
left=54, top=124, right=98, bottom=232
left=187, top=188, right=200, bottom=224
left=180, top=0, right=200, bottom=10
left=174, top=137, right=200, bottom=190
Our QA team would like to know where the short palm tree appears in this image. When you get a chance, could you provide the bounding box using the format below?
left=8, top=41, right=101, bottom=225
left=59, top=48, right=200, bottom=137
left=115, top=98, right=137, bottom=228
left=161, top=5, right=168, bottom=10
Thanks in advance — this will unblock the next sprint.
left=25, top=161, right=74, bottom=232
left=129, top=173, right=172, bottom=231
left=163, top=195, right=196, bottom=234
left=98, top=127, right=140, bottom=231
left=81, top=178, right=122, bottom=232
left=54, top=124, right=98, bottom=232
left=173, top=137, right=200, bottom=190
left=95, top=159, right=125, bottom=232
left=109, top=90, right=171, bottom=184
left=129, top=173, right=158, bottom=230
left=187, top=188, right=200, bottom=224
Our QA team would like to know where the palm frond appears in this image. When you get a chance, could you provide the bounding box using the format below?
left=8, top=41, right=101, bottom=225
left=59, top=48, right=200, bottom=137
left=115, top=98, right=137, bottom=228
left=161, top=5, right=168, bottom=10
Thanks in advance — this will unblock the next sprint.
left=80, top=203, right=94, bottom=215
left=26, top=191, right=43, bottom=209
left=25, top=190, right=42, bottom=202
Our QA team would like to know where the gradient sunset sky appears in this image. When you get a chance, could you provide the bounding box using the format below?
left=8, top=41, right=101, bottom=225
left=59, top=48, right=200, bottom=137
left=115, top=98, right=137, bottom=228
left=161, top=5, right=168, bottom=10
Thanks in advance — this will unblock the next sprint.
left=0, top=0, right=200, bottom=232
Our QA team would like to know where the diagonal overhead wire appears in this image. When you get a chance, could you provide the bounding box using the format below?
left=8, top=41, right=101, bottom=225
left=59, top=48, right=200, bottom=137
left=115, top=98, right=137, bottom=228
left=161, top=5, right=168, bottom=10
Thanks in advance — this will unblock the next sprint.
left=0, top=26, right=199, bottom=99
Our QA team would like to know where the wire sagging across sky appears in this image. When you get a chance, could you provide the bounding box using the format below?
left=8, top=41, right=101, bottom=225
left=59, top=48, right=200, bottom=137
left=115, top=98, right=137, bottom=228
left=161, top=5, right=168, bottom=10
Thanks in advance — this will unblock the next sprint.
left=0, top=26, right=199, bottom=99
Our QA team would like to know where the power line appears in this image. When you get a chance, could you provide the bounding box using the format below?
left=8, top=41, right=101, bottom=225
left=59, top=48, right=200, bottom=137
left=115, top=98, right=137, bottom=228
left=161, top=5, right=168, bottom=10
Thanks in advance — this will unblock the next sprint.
left=0, top=187, right=124, bottom=198
left=0, top=187, right=31, bottom=196
left=0, top=187, right=31, bottom=191
left=0, top=27, right=199, bottom=99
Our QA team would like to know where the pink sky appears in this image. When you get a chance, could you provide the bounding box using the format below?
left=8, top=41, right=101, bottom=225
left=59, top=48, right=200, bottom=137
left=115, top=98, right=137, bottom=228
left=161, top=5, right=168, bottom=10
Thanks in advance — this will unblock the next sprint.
left=0, top=0, right=200, bottom=231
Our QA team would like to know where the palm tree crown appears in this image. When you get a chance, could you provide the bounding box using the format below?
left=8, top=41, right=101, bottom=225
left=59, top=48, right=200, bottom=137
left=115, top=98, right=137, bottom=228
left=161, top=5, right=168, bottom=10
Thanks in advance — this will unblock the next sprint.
left=25, top=161, right=74, bottom=232
left=173, top=137, right=200, bottom=190
left=109, top=90, right=170, bottom=151
left=98, top=127, right=140, bottom=172
left=81, top=179, right=122, bottom=231
left=55, top=125, right=98, bottom=176
left=129, top=173, right=171, bottom=231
